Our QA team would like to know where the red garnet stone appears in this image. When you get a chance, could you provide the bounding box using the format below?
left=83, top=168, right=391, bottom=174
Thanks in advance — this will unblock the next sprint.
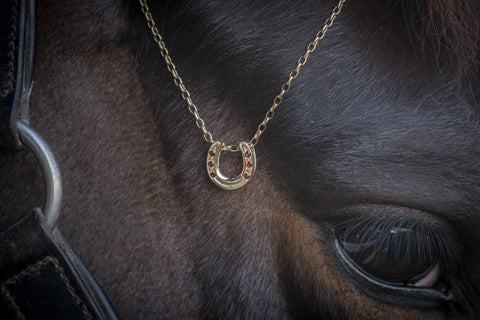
left=208, top=161, right=214, bottom=167
left=245, top=151, right=251, bottom=158
left=243, top=173, right=250, bottom=179
left=209, top=151, right=216, bottom=157
left=210, top=172, right=216, bottom=177
left=246, top=161, right=253, bottom=168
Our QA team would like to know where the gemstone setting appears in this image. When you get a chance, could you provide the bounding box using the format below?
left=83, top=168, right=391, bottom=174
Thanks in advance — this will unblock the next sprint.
left=206, top=141, right=256, bottom=190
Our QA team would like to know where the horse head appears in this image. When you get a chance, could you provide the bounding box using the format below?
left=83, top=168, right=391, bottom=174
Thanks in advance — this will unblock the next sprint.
left=0, top=0, right=479, bottom=318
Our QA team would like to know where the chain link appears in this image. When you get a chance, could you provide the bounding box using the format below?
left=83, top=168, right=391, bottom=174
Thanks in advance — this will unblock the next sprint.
left=139, top=0, right=214, bottom=144
left=139, top=0, right=345, bottom=149
left=248, top=0, right=345, bottom=146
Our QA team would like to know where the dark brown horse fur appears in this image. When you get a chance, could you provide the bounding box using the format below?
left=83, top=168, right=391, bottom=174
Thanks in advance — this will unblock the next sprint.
left=1, top=0, right=480, bottom=319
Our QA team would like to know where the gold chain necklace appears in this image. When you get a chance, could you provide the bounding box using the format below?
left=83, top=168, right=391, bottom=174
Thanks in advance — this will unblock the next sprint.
left=139, top=0, right=346, bottom=190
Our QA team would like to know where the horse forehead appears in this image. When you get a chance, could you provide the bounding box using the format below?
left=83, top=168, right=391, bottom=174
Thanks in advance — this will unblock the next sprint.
left=154, top=0, right=480, bottom=217
left=262, top=61, right=480, bottom=220
left=277, top=89, right=480, bottom=209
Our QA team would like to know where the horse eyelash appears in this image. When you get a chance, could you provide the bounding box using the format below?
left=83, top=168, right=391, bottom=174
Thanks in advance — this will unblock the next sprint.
left=337, top=213, right=462, bottom=269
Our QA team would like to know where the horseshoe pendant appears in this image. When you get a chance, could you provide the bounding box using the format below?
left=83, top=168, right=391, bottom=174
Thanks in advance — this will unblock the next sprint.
left=206, top=141, right=256, bottom=190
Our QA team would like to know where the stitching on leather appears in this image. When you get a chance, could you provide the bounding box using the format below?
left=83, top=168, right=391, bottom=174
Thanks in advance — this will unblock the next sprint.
left=2, top=256, right=93, bottom=320
left=1, top=285, right=25, bottom=320
left=0, top=0, right=19, bottom=97
left=48, top=257, right=93, bottom=320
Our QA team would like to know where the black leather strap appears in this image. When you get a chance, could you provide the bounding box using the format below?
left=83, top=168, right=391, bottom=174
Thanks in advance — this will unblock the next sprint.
left=0, top=0, right=34, bottom=148
left=0, top=211, right=119, bottom=320
left=1, top=1, right=120, bottom=318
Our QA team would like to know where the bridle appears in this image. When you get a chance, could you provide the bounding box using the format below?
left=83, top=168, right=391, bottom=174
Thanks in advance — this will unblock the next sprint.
left=0, top=0, right=118, bottom=318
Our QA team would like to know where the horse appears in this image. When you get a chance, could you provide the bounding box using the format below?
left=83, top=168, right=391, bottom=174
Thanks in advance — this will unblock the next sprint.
left=1, top=0, right=479, bottom=318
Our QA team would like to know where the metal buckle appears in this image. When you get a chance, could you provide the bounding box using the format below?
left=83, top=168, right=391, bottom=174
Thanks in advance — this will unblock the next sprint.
left=17, top=121, right=62, bottom=230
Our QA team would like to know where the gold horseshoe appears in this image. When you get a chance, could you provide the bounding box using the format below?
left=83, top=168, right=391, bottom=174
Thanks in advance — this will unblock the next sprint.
left=206, top=141, right=256, bottom=190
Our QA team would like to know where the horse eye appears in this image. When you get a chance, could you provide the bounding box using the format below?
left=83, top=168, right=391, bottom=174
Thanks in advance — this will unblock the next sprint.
left=336, top=221, right=450, bottom=287
left=337, top=226, right=440, bottom=287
